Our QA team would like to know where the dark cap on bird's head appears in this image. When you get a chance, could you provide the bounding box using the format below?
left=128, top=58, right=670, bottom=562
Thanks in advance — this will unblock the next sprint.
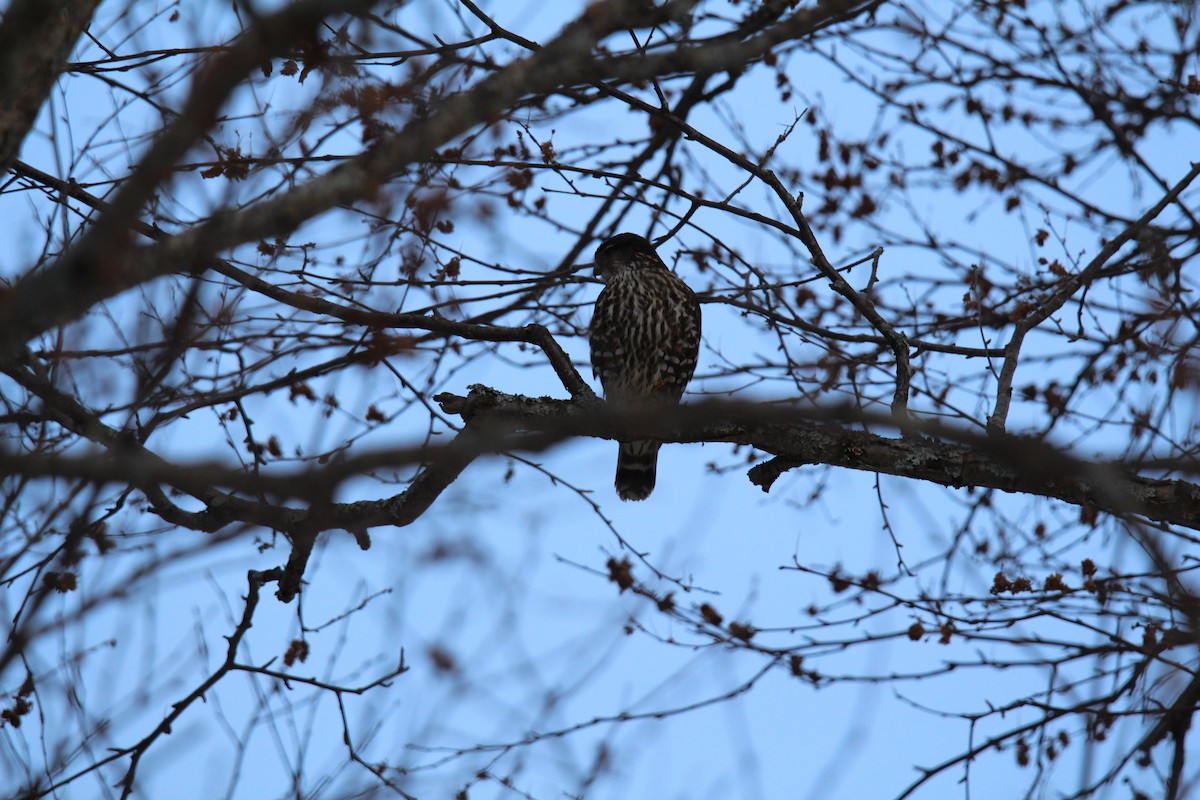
left=593, top=232, right=660, bottom=279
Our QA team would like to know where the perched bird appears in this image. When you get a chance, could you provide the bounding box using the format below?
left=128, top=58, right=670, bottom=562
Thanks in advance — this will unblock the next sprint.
left=588, top=232, right=701, bottom=500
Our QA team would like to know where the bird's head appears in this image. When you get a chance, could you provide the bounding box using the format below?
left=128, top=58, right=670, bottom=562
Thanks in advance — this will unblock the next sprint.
left=593, top=232, right=662, bottom=280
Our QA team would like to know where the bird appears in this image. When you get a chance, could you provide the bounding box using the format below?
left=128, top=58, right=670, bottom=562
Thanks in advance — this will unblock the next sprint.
left=588, top=232, right=702, bottom=501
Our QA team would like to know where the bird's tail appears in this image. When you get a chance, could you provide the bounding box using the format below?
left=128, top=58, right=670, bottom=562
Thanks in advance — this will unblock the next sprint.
left=615, top=440, right=660, bottom=501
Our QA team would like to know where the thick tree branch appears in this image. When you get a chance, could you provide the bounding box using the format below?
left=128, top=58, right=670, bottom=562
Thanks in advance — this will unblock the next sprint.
left=5, top=388, right=1199, bottom=534
left=0, top=0, right=879, bottom=354
left=442, top=390, right=1200, bottom=533
left=0, top=0, right=101, bottom=173
left=0, top=351, right=486, bottom=600
left=0, top=0, right=380, bottom=353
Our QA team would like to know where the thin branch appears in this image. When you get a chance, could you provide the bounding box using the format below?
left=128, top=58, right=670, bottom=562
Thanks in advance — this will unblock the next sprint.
left=987, top=161, right=1200, bottom=434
